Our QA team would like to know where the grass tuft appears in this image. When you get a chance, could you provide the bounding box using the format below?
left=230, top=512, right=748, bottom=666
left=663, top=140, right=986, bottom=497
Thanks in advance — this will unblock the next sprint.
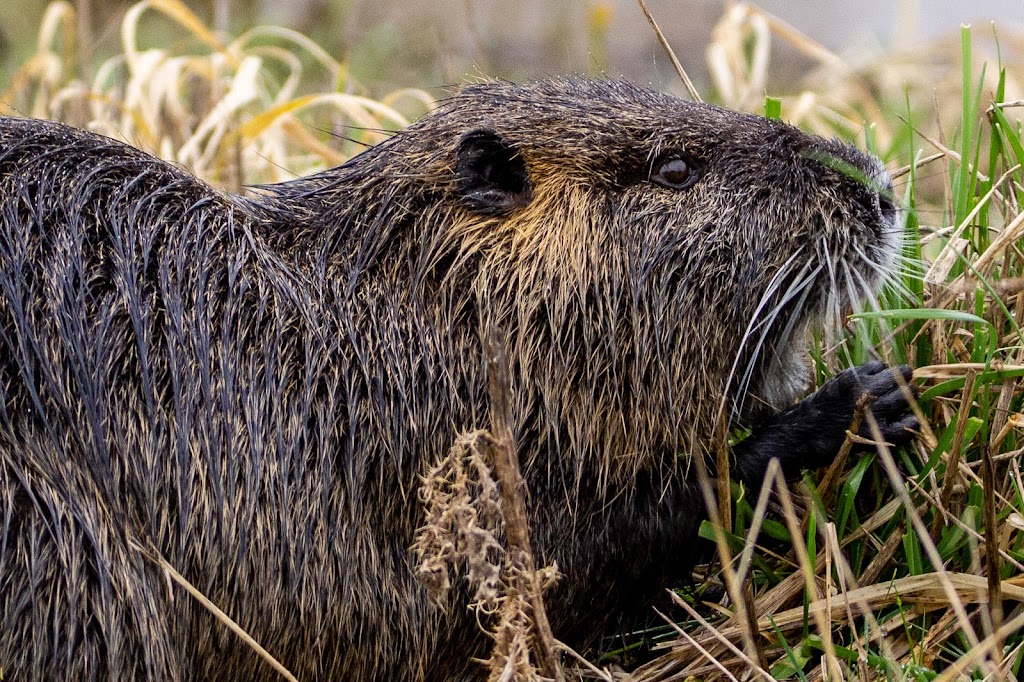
left=0, top=0, right=433, bottom=191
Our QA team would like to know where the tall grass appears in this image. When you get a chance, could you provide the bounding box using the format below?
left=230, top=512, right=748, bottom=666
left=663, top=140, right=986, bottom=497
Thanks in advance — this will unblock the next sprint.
left=632, top=15, right=1024, bottom=682
left=0, top=0, right=433, bottom=191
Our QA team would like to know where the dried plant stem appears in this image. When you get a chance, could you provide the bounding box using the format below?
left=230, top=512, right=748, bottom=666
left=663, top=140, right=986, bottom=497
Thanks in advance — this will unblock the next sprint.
left=817, top=393, right=869, bottom=508
left=665, top=593, right=773, bottom=681
left=553, top=642, right=613, bottom=682
left=770, top=467, right=844, bottom=680
left=693, top=451, right=769, bottom=672
left=981, top=441, right=1004, bottom=644
left=132, top=543, right=299, bottom=682
left=485, top=327, right=563, bottom=682
left=858, top=523, right=905, bottom=586
left=932, top=369, right=977, bottom=539
left=932, top=607, right=1024, bottom=682
left=654, top=606, right=741, bottom=681
left=635, top=0, right=702, bottom=102
left=740, top=580, right=768, bottom=672
left=715, top=412, right=732, bottom=537
left=865, top=410, right=988, bottom=662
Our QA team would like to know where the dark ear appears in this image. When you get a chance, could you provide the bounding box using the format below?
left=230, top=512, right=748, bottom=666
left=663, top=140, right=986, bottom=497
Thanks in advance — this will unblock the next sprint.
left=454, top=129, right=532, bottom=215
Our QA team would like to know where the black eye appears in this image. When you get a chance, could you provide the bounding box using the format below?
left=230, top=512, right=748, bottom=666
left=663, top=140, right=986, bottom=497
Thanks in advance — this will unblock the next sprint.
left=650, top=154, right=699, bottom=190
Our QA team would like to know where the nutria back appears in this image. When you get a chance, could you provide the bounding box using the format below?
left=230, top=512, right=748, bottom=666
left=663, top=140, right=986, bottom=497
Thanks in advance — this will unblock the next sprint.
left=0, top=78, right=904, bottom=680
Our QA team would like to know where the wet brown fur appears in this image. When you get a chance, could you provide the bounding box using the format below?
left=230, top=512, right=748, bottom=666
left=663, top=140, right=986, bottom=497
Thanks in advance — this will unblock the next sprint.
left=0, top=79, right=902, bottom=679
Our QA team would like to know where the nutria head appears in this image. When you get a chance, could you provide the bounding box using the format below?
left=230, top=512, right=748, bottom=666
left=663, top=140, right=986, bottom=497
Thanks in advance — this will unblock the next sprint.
left=263, top=78, right=900, bottom=481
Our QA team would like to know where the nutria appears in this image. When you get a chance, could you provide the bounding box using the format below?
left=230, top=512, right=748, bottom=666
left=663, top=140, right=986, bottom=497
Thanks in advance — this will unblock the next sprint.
left=0, top=78, right=915, bottom=680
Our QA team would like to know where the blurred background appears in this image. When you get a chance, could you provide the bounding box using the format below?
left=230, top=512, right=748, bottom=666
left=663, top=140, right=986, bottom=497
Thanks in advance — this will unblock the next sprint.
left=1, top=0, right=1021, bottom=95
left=1, top=0, right=1018, bottom=191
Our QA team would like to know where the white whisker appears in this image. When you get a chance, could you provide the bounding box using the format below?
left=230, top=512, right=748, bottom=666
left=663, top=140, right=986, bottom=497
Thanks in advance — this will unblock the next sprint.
left=716, top=248, right=806, bottom=425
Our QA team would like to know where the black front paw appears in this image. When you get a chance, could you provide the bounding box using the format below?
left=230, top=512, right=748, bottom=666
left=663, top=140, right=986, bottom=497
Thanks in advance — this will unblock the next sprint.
left=819, top=361, right=918, bottom=451
left=843, top=360, right=917, bottom=446
left=732, top=361, right=918, bottom=488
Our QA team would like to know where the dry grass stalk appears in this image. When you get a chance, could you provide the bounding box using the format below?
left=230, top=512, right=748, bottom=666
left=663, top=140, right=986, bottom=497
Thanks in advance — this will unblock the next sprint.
left=634, top=0, right=701, bottom=102
left=412, top=328, right=564, bottom=682
left=690, top=446, right=768, bottom=673
left=131, top=542, right=299, bottom=682
left=1, top=0, right=432, bottom=190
